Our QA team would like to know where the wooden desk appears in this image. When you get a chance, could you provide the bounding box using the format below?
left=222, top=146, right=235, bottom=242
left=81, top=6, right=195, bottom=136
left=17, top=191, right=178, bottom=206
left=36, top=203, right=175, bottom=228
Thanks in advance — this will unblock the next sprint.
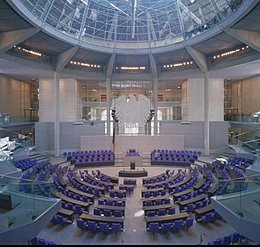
left=177, top=194, right=207, bottom=212
left=80, top=213, right=124, bottom=228
left=84, top=170, right=114, bottom=188
left=145, top=212, right=190, bottom=229
left=168, top=173, right=192, bottom=192
left=100, top=172, right=119, bottom=184
left=194, top=205, right=214, bottom=222
left=66, top=185, right=95, bottom=203
left=95, top=205, right=125, bottom=216
left=144, top=172, right=181, bottom=189
left=118, top=169, right=148, bottom=177
left=73, top=175, right=105, bottom=195
left=54, top=191, right=91, bottom=212
left=143, top=203, right=174, bottom=213
left=142, top=195, right=170, bottom=206
left=193, top=177, right=207, bottom=190
left=98, top=196, right=126, bottom=206
left=142, top=173, right=166, bottom=185
left=57, top=208, right=75, bottom=223
left=141, top=187, right=164, bottom=197
left=172, top=188, right=193, bottom=202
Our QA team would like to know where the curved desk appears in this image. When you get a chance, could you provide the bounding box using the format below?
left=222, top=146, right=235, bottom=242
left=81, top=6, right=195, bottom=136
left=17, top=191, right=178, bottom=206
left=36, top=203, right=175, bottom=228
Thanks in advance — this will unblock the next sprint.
left=118, top=169, right=148, bottom=177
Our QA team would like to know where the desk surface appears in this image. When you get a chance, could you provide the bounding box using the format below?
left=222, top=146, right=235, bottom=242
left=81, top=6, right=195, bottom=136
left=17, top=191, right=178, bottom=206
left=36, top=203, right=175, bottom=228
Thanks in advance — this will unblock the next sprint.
left=98, top=196, right=126, bottom=203
left=142, top=194, right=169, bottom=203
left=80, top=212, right=124, bottom=225
left=84, top=171, right=114, bottom=187
left=54, top=191, right=91, bottom=209
left=100, top=172, right=119, bottom=184
left=58, top=208, right=75, bottom=216
left=194, top=205, right=214, bottom=221
left=66, top=185, right=95, bottom=201
left=177, top=194, right=207, bottom=210
left=172, top=188, right=193, bottom=198
left=95, top=204, right=125, bottom=211
left=143, top=203, right=174, bottom=212
left=145, top=211, right=190, bottom=224
left=144, top=173, right=181, bottom=188
left=141, top=187, right=164, bottom=193
left=73, top=175, right=106, bottom=193
left=168, top=173, right=192, bottom=190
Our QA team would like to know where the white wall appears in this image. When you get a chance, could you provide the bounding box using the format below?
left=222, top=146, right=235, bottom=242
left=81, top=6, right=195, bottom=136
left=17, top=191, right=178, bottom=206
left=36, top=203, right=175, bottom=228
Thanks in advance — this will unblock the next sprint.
left=39, top=78, right=78, bottom=122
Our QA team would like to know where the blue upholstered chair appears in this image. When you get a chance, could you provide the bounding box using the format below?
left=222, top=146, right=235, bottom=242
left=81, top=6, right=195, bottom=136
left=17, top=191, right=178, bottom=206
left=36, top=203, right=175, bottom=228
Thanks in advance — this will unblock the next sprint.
left=111, top=222, right=122, bottom=241
left=99, top=222, right=109, bottom=240
left=160, top=222, right=172, bottom=239
left=76, top=219, right=87, bottom=235
left=87, top=220, right=98, bottom=238
left=148, top=222, right=159, bottom=240
left=182, top=217, right=194, bottom=233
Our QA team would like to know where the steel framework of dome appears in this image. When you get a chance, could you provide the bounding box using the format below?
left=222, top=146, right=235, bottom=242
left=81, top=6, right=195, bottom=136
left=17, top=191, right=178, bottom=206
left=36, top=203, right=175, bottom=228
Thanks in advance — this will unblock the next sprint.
left=18, top=0, right=244, bottom=49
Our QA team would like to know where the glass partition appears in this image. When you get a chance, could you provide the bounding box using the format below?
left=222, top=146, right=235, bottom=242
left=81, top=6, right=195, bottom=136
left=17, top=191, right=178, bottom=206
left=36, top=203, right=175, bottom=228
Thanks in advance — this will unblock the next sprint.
left=214, top=175, right=260, bottom=225
left=0, top=174, right=58, bottom=234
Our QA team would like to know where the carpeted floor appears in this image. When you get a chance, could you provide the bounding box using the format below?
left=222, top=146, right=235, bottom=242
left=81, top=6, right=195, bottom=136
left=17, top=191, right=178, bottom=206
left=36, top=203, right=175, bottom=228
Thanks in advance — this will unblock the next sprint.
left=36, top=154, right=252, bottom=245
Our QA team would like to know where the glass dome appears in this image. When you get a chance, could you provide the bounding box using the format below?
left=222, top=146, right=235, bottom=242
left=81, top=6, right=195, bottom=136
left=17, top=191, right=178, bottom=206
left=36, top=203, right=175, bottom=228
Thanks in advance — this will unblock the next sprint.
left=19, top=0, right=244, bottom=49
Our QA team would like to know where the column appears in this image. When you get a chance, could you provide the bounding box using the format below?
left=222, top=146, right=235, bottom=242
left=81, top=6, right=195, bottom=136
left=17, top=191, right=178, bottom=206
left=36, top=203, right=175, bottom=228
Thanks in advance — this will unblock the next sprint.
left=204, top=72, right=209, bottom=156
left=54, top=71, right=60, bottom=157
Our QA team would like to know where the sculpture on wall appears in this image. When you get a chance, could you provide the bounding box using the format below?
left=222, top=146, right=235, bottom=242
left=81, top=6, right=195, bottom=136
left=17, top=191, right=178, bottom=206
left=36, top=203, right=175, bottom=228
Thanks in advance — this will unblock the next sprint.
left=111, top=94, right=154, bottom=135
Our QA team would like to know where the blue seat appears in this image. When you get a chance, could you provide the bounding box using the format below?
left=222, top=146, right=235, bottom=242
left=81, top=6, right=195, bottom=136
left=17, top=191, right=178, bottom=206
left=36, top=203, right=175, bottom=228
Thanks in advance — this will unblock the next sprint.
left=111, top=222, right=122, bottom=241
left=103, top=209, right=112, bottom=216
left=114, top=210, right=123, bottom=217
left=172, top=219, right=183, bottom=234
left=201, top=212, right=212, bottom=225
left=75, top=204, right=84, bottom=214
left=231, top=232, right=241, bottom=244
left=144, top=192, right=150, bottom=198
left=76, top=219, right=87, bottom=235
left=164, top=198, right=171, bottom=204
left=168, top=207, right=176, bottom=215
left=144, top=200, right=152, bottom=206
left=221, top=234, right=232, bottom=245
left=184, top=203, right=194, bottom=213
left=148, top=222, right=159, bottom=240
left=109, top=191, right=116, bottom=197
left=106, top=200, right=114, bottom=206
left=147, top=210, right=156, bottom=217
left=56, top=214, right=67, bottom=225
left=94, top=208, right=102, bottom=215
left=118, top=191, right=125, bottom=198
left=87, top=220, right=98, bottom=238
left=116, top=200, right=123, bottom=207
left=98, top=199, right=105, bottom=205
left=126, top=186, right=134, bottom=194
left=154, top=199, right=162, bottom=205
left=99, top=222, right=109, bottom=239
left=160, top=222, right=172, bottom=239
left=157, top=208, right=166, bottom=216
left=182, top=217, right=193, bottom=233
left=152, top=190, right=159, bottom=197
left=211, top=211, right=222, bottom=222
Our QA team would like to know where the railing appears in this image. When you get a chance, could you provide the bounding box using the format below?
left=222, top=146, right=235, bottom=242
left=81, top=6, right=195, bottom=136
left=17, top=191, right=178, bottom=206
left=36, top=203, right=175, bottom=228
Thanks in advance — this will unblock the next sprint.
left=0, top=174, right=59, bottom=234
left=215, top=176, right=260, bottom=225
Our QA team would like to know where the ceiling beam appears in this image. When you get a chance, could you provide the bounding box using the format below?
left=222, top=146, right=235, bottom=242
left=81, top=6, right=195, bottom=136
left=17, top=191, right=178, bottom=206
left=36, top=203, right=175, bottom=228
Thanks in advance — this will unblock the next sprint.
left=225, top=28, right=260, bottom=53
left=0, top=28, right=40, bottom=54
left=185, top=45, right=208, bottom=73
left=55, top=46, right=79, bottom=72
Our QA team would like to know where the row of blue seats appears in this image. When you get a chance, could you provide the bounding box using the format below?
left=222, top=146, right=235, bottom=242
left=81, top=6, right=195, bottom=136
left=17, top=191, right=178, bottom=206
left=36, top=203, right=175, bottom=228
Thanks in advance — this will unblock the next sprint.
left=147, top=218, right=194, bottom=238
left=30, top=236, right=61, bottom=245
left=207, top=231, right=246, bottom=245
left=76, top=219, right=123, bottom=240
